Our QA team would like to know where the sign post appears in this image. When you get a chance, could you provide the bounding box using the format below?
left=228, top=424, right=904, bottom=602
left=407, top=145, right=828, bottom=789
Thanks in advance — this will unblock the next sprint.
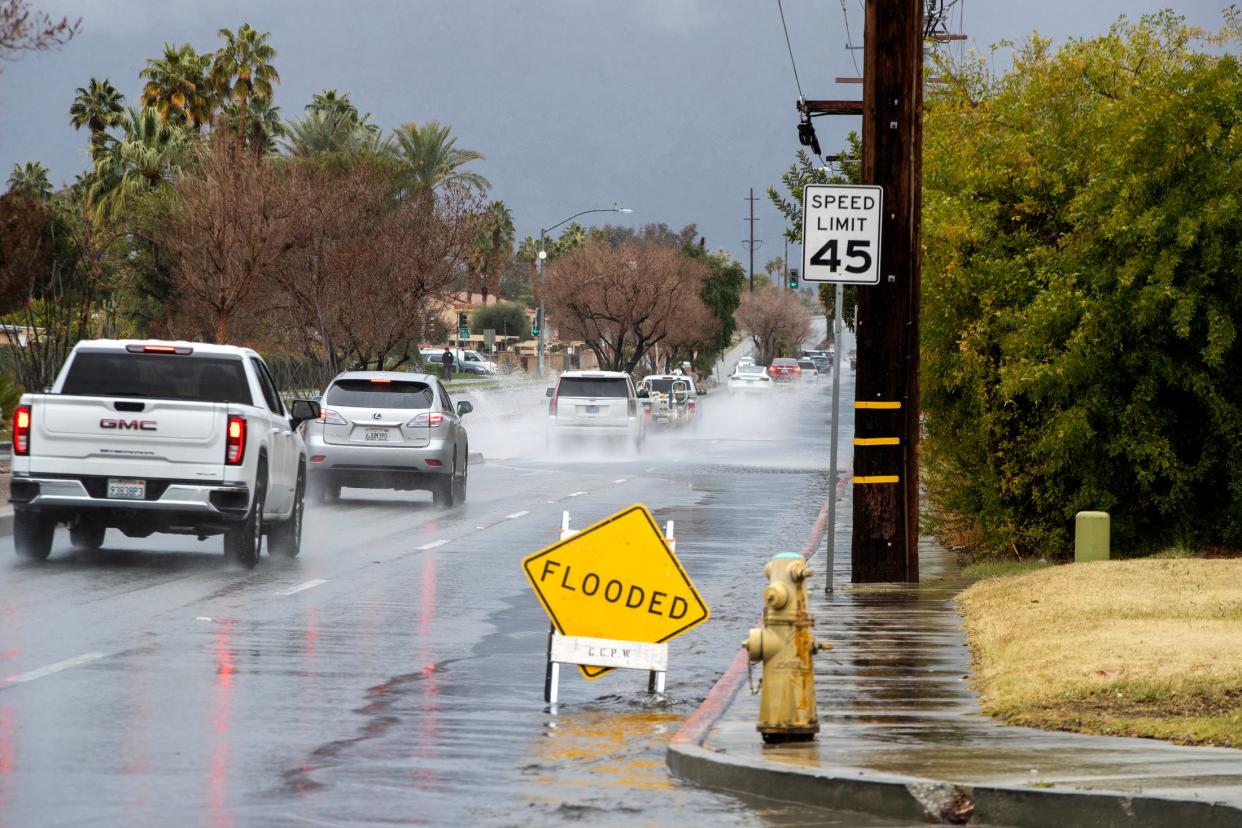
left=523, top=505, right=709, bottom=703
left=803, top=184, right=880, bottom=591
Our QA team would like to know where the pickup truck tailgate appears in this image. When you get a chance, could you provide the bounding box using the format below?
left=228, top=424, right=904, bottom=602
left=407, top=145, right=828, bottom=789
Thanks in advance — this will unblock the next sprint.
left=30, top=395, right=227, bottom=480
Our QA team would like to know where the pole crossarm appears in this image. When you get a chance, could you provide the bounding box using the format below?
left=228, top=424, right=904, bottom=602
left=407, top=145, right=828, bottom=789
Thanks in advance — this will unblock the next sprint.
left=799, top=99, right=864, bottom=116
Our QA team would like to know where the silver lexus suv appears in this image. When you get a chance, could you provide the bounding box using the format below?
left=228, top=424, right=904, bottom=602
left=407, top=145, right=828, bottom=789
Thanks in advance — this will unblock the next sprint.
left=546, top=370, right=644, bottom=451
left=306, top=371, right=472, bottom=506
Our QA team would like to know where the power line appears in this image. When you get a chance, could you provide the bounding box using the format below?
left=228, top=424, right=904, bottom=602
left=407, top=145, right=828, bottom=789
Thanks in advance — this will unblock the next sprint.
left=775, top=0, right=806, bottom=103
left=840, top=0, right=862, bottom=76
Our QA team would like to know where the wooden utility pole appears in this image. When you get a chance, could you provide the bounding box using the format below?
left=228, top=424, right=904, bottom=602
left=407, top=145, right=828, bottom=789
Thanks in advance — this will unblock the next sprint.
left=851, top=0, right=923, bottom=582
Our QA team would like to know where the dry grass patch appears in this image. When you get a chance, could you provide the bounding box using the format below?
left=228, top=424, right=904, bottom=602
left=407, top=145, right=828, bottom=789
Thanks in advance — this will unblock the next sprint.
left=958, top=559, right=1242, bottom=747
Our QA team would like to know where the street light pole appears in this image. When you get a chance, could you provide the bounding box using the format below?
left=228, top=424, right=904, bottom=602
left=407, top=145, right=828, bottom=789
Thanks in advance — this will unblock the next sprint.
left=535, top=204, right=632, bottom=377
left=537, top=229, right=547, bottom=376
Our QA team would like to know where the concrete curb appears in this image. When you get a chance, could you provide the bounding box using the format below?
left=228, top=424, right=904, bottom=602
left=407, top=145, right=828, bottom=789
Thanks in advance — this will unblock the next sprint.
left=0, top=510, right=11, bottom=538
left=665, top=468, right=1242, bottom=826
left=667, top=740, right=1242, bottom=827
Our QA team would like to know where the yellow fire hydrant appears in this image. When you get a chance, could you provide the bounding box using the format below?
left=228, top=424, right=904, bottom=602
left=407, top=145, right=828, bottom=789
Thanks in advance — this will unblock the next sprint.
left=743, top=552, right=829, bottom=743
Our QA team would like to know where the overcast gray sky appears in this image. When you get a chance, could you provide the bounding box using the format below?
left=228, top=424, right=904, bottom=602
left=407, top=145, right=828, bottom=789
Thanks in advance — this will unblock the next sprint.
left=0, top=1, right=1230, bottom=270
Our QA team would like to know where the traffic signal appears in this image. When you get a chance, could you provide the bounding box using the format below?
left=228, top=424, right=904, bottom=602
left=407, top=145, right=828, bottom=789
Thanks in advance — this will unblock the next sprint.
left=532, top=308, right=543, bottom=337
left=788, top=268, right=799, bottom=290
left=458, top=311, right=468, bottom=329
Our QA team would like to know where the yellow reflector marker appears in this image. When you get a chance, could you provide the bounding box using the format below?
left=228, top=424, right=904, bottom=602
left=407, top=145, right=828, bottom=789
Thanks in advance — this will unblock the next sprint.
left=854, top=437, right=900, bottom=446
left=855, top=401, right=902, bottom=409
left=855, top=475, right=900, bottom=484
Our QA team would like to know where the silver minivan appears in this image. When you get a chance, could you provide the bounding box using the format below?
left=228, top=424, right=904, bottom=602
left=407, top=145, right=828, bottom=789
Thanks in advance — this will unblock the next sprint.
left=546, top=370, right=644, bottom=450
left=306, top=371, right=472, bottom=506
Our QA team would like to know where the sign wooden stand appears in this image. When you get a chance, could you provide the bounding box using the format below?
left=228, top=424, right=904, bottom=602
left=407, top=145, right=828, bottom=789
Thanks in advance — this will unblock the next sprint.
left=543, top=511, right=674, bottom=704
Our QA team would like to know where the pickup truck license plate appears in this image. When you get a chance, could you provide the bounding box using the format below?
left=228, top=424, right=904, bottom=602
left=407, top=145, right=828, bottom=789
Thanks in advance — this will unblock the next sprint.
left=364, top=428, right=390, bottom=442
left=107, top=479, right=146, bottom=500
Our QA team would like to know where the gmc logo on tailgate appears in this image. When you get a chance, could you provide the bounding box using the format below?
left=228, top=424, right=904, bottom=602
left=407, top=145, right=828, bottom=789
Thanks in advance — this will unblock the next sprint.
left=100, top=419, right=157, bottom=431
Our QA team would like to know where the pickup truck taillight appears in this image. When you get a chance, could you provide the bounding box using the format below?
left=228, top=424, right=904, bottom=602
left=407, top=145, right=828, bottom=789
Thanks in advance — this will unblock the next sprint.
left=549, top=390, right=558, bottom=417
left=225, top=415, right=246, bottom=465
left=13, top=404, right=30, bottom=455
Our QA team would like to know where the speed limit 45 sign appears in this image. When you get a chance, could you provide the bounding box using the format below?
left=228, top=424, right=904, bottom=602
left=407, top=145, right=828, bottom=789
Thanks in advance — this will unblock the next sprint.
left=801, top=184, right=883, bottom=285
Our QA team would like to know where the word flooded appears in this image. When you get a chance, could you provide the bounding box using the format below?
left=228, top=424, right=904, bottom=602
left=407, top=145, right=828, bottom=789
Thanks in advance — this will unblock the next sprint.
left=535, top=558, right=692, bottom=620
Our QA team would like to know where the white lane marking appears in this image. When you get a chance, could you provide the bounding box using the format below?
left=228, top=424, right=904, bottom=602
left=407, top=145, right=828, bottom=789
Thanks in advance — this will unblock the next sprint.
left=613, top=478, right=627, bottom=484
left=2, top=652, right=106, bottom=687
left=567, top=491, right=587, bottom=497
left=275, top=579, right=327, bottom=596
left=506, top=510, right=530, bottom=519
left=418, top=539, right=449, bottom=550
left=195, top=616, right=212, bottom=622
left=645, top=467, right=657, bottom=472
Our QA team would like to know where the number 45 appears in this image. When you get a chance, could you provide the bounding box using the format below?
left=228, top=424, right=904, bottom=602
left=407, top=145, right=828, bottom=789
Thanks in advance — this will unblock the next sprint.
left=810, top=239, right=872, bottom=274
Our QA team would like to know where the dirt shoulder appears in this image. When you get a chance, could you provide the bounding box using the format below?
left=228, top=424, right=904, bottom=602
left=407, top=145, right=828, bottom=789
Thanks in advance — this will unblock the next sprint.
left=958, top=559, right=1242, bottom=747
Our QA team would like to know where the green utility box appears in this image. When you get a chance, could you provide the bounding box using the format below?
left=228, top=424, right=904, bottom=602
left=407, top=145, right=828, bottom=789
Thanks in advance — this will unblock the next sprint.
left=1074, top=511, right=1110, bottom=562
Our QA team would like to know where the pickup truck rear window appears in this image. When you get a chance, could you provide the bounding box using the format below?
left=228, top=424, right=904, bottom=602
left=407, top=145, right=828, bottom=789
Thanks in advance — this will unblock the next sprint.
left=557, top=378, right=630, bottom=398
left=326, top=380, right=434, bottom=409
left=61, top=352, right=253, bottom=404
left=645, top=379, right=694, bottom=394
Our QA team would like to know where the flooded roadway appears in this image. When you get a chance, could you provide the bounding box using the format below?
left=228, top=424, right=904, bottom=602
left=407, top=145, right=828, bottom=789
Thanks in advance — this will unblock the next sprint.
left=0, top=349, right=913, bottom=826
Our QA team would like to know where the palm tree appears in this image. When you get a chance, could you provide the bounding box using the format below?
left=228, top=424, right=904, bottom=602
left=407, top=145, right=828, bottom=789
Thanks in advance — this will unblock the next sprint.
left=87, top=107, right=191, bottom=220
left=222, top=97, right=283, bottom=155
left=391, top=120, right=488, bottom=194
left=210, top=23, right=279, bottom=143
left=281, top=110, right=389, bottom=158
left=139, top=43, right=213, bottom=129
left=306, top=89, right=359, bottom=122
left=69, top=78, right=125, bottom=160
left=6, top=162, right=53, bottom=200
left=470, top=200, right=515, bottom=303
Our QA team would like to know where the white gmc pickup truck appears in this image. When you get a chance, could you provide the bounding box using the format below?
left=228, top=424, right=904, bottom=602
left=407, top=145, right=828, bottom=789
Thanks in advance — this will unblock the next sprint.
left=9, top=340, right=321, bottom=567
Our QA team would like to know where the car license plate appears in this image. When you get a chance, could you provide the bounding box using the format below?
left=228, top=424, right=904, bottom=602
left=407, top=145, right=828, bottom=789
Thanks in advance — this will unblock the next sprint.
left=108, top=479, right=146, bottom=500
left=585, top=405, right=600, bottom=414
left=365, top=428, right=390, bottom=442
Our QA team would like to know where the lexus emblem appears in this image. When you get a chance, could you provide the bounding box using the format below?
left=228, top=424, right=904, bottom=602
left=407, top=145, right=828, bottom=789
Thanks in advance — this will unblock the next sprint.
left=373, top=412, right=382, bottom=420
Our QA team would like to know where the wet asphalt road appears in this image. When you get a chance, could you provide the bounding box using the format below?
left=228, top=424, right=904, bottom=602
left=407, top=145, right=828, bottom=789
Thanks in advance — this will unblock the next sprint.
left=0, top=339, right=912, bottom=827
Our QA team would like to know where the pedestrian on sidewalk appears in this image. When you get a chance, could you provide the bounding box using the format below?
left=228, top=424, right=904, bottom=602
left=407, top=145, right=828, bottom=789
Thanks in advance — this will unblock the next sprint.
left=441, top=349, right=453, bottom=380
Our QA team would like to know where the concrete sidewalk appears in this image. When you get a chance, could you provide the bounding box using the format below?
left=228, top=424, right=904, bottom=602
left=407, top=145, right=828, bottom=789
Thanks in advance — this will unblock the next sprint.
left=669, top=530, right=1242, bottom=825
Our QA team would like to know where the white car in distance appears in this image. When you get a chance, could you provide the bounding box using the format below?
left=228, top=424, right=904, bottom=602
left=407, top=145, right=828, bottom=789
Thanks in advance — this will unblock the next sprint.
left=728, top=363, right=774, bottom=394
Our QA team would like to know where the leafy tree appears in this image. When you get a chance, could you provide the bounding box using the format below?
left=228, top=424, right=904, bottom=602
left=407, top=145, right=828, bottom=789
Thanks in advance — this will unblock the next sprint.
left=139, top=43, right=213, bottom=129
left=162, top=138, right=297, bottom=342
left=735, top=285, right=811, bottom=365
left=6, top=161, right=52, bottom=199
left=683, top=241, right=745, bottom=365
left=543, top=241, right=715, bottom=373
left=921, top=11, right=1242, bottom=557
left=69, top=78, right=125, bottom=159
left=391, top=120, right=488, bottom=194
left=472, top=301, right=529, bottom=340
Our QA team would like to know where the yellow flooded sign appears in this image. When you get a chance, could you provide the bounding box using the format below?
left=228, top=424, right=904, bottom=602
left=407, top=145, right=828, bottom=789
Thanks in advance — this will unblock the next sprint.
left=522, top=504, right=710, bottom=679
